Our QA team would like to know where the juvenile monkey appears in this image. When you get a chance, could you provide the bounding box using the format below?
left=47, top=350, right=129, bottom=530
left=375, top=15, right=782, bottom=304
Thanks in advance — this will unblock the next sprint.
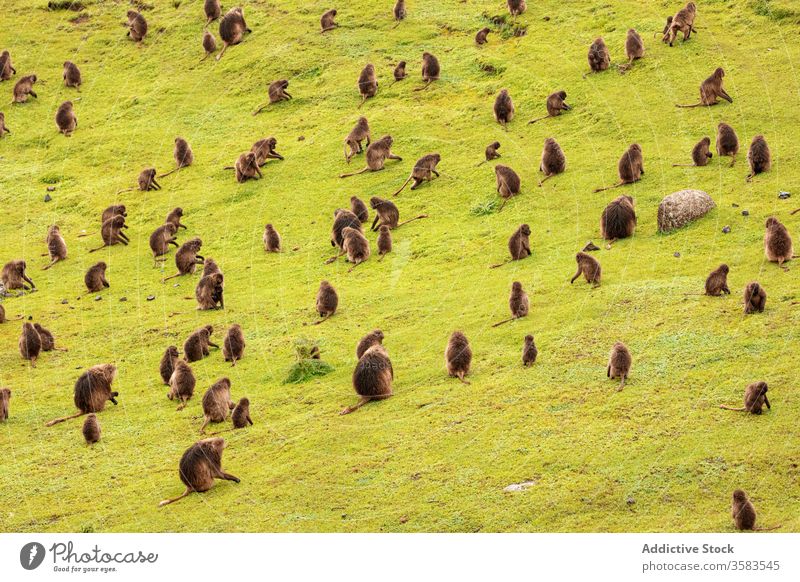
left=341, top=344, right=393, bottom=415
left=202, top=31, right=217, bottom=60
left=217, top=7, right=251, bottom=60
left=149, top=222, right=179, bottom=265
left=127, top=10, right=148, bottom=42
left=570, top=252, right=601, bottom=287
left=493, top=89, right=514, bottom=130
left=601, top=195, right=636, bottom=245
left=676, top=67, right=732, bottom=108
left=202, top=257, right=221, bottom=277
left=356, top=330, right=384, bottom=359
left=416, top=52, right=440, bottom=91
left=235, top=152, right=262, bottom=183
left=0, top=112, right=10, bottom=137
left=731, top=489, right=781, bottom=531
left=538, top=137, right=566, bottom=186
left=357, top=63, right=378, bottom=108
left=117, top=167, right=160, bottom=193
left=163, top=238, right=203, bottom=281
left=34, top=323, right=67, bottom=352
left=0, top=388, right=10, bottom=422
left=351, top=196, right=369, bottom=223
left=704, top=264, right=730, bottom=296
left=764, top=217, right=795, bottom=268
left=2, top=260, right=35, bottom=291
left=166, top=207, right=188, bottom=231
left=330, top=209, right=362, bottom=251
left=716, top=122, right=739, bottom=166
left=528, top=91, right=571, bottom=124
left=673, top=136, right=713, bottom=167
left=232, top=397, right=253, bottom=428
left=44, top=225, right=67, bottom=269
left=477, top=141, right=501, bottom=166
left=623, top=29, right=644, bottom=68
left=168, top=359, right=195, bottom=410
left=492, top=281, right=529, bottom=327
left=342, top=226, right=371, bottom=267
left=586, top=38, right=610, bottom=75
left=84, top=262, right=109, bottom=293
left=392, top=153, right=441, bottom=195
left=158, top=438, right=240, bottom=506
left=160, top=137, right=194, bottom=177
left=593, top=144, right=644, bottom=192
left=320, top=9, right=338, bottom=33
left=82, top=414, right=100, bottom=444
left=377, top=225, right=392, bottom=260
left=253, top=80, right=291, bottom=114
left=204, top=0, right=221, bottom=27
left=663, top=2, right=697, bottom=46
left=343, top=117, right=371, bottom=163
left=159, top=345, right=180, bottom=385
left=746, top=135, right=771, bottom=182
left=315, top=280, right=339, bottom=323
left=263, top=224, right=282, bottom=252
left=490, top=224, right=531, bottom=269
left=46, top=364, right=119, bottom=426
left=196, top=272, right=224, bottom=310
left=391, top=61, right=407, bottom=85
left=720, top=381, right=770, bottom=414
left=12, top=75, right=37, bottom=104
left=55, top=101, right=77, bottom=136
left=222, top=324, right=245, bottom=366
left=19, top=322, right=42, bottom=367
left=63, top=61, right=81, bottom=89
left=200, top=378, right=235, bottom=433
left=522, top=334, right=538, bottom=367
left=251, top=137, right=283, bottom=165
left=101, top=205, right=126, bottom=224
left=339, top=135, right=402, bottom=178
left=475, top=28, right=491, bottom=45
left=743, top=282, right=766, bottom=314
left=494, top=164, right=521, bottom=210
left=445, top=331, right=472, bottom=384
left=184, top=325, right=218, bottom=362
left=607, top=342, right=631, bottom=391
left=0, top=50, right=15, bottom=81
left=393, top=0, right=406, bottom=21
left=370, top=197, right=426, bottom=231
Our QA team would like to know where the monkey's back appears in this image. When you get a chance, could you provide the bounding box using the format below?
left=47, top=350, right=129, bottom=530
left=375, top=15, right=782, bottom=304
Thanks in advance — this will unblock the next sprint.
left=541, top=143, right=566, bottom=175
left=219, top=10, right=246, bottom=44
left=223, top=327, right=245, bottom=361
left=609, top=345, right=632, bottom=376
left=510, top=290, right=529, bottom=318
left=716, top=125, right=739, bottom=156
left=617, top=147, right=642, bottom=182
left=47, top=232, right=67, bottom=259
left=55, top=104, right=76, bottom=131
left=178, top=442, right=219, bottom=492
left=353, top=346, right=393, bottom=398
left=744, top=382, right=767, bottom=413
left=494, top=93, right=514, bottom=123
left=202, top=385, right=231, bottom=423
left=160, top=349, right=177, bottom=385
left=765, top=223, right=793, bottom=261
left=332, top=211, right=361, bottom=248
left=73, top=370, right=110, bottom=413
left=170, top=361, right=196, bottom=400
left=748, top=138, right=771, bottom=173
left=19, top=325, right=42, bottom=359
left=600, top=197, right=636, bottom=240
left=733, top=500, right=756, bottom=530
left=82, top=415, right=100, bottom=444
left=446, top=334, right=472, bottom=376
left=625, top=31, right=644, bottom=60
left=316, top=286, right=338, bottom=316
left=232, top=401, right=251, bottom=428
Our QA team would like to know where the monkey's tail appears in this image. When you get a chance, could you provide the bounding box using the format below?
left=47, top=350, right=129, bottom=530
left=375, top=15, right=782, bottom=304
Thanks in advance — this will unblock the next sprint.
left=675, top=102, right=702, bottom=108
left=672, top=163, right=697, bottom=167
left=311, top=315, right=330, bottom=326
left=754, top=525, right=782, bottom=531
left=343, top=142, right=350, bottom=163
left=42, top=258, right=59, bottom=270
left=339, top=167, right=370, bottom=178
left=789, top=208, right=800, bottom=215
left=538, top=175, right=553, bottom=187
left=215, top=43, right=228, bottom=61
left=391, top=175, right=413, bottom=197
left=45, top=411, right=84, bottom=426
left=396, top=214, right=428, bottom=228
left=719, top=405, right=746, bottom=411
left=414, top=81, right=432, bottom=92
left=87, top=245, right=106, bottom=253
left=491, top=317, right=515, bottom=328
left=528, top=115, right=549, bottom=124
left=457, top=372, right=471, bottom=385
left=593, top=183, right=623, bottom=193
left=617, top=377, right=625, bottom=391
left=162, top=273, right=183, bottom=282
left=475, top=160, right=487, bottom=167
left=115, top=188, right=134, bottom=195
left=252, top=103, right=268, bottom=116
left=159, top=488, right=192, bottom=507
left=489, top=260, right=509, bottom=269
left=223, top=165, right=235, bottom=170
left=357, top=95, right=368, bottom=109
left=158, top=167, right=180, bottom=178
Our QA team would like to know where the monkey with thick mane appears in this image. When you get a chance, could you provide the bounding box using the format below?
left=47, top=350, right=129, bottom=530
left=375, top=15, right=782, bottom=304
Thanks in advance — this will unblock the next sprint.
left=600, top=195, right=636, bottom=246
left=341, top=345, right=393, bottom=415
left=445, top=331, right=472, bottom=384
left=46, top=364, right=119, bottom=426
left=159, top=438, right=240, bottom=506
left=676, top=67, right=732, bottom=108
left=663, top=2, right=697, bottom=46
left=217, top=7, right=251, bottom=60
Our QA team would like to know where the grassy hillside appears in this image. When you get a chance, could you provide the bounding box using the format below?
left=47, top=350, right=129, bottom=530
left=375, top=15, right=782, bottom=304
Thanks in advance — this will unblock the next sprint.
left=1, top=0, right=799, bottom=533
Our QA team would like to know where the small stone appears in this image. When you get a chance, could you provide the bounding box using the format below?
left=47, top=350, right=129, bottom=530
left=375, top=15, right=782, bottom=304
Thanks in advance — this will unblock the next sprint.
left=146, top=295, right=155, bottom=301
left=543, top=15, right=551, bottom=21
left=27, top=315, right=33, bottom=320
left=399, top=516, right=409, bottom=524
left=46, top=186, right=56, bottom=192
left=732, top=203, right=739, bottom=207
left=741, top=210, right=750, bottom=216
left=61, top=299, right=69, bottom=304
left=779, top=191, right=791, bottom=199
left=626, top=497, right=636, bottom=506
left=173, top=283, right=179, bottom=288
left=503, top=480, right=537, bottom=492
left=94, top=295, right=102, bottom=301
left=673, top=252, right=681, bottom=258
left=297, top=135, right=305, bottom=141
left=119, top=297, right=127, bottom=302
left=722, top=226, right=731, bottom=234
left=582, top=241, right=600, bottom=252
left=44, top=194, right=52, bottom=202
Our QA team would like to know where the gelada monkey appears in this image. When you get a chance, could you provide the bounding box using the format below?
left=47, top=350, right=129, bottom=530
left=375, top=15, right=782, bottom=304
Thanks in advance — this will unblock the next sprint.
left=82, top=414, right=100, bottom=444
left=339, top=135, right=402, bottom=178
left=493, top=89, right=514, bottom=130
left=19, top=322, right=42, bottom=367
left=673, top=137, right=713, bottom=167
left=340, top=344, right=393, bottom=415
left=263, top=224, right=282, bottom=252
left=585, top=38, right=610, bottom=76
left=522, top=334, right=538, bottom=367
left=494, top=164, right=521, bottom=210
left=476, top=141, right=501, bottom=166
left=600, top=195, right=636, bottom=247
left=621, top=29, right=644, bottom=70
left=492, top=281, right=529, bottom=327
left=357, top=63, right=378, bottom=108
left=370, top=196, right=427, bottom=230
left=0, top=50, right=16, bottom=81
left=217, top=7, right=251, bottom=61
left=507, top=0, right=527, bottom=17
left=84, top=262, right=110, bottom=293
left=252, top=80, right=291, bottom=115
left=570, top=252, right=601, bottom=287
left=160, top=345, right=180, bottom=386
left=196, top=272, right=224, bottom=310
left=528, top=91, right=571, bottom=124
left=676, top=67, right=732, bottom=108
left=12, top=75, right=37, bottom=104
left=351, top=196, right=369, bottom=223
left=43, top=225, right=67, bottom=270
left=343, top=117, right=371, bottom=163
left=607, top=342, right=631, bottom=391
left=115, top=168, right=160, bottom=194
left=314, top=280, right=338, bottom=324
left=204, top=0, right=221, bottom=28
left=743, top=282, right=766, bottom=314
left=126, top=10, right=148, bottom=42
left=320, top=9, right=338, bottom=33
left=0, top=112, right=10, bottom=137
left=377, top=225, right=392, bottom=260
left=391, top=153, right=440, bottom=195
left=490, top=224, right=531, bottom=269
left=538, top=137, right=566, bottom=186
left=88, top=215, right=127, bottom=252
left=356, top=330, right=384, bottom=359
left=731, top=489, right=780, bottom=531
left=55, top=101, right=77, bottom=136
left=169, top=359, right=196, bottom=410
left=0, top=387, right=10, bottom=422
left=232, top=397, right=253, bottom=428
left=716, top=122, right=739, bottom=167
left=720, top=381, right=770, bottom=414
left=235, top=152, right=262, bottom=183
left=445, top=331, right=472, bottom=384
left=184, top=325, right=219, bottom=362
left=746, top=135, right=771, bottom=183
left=2, top=259, right=36, bottom=291
left=593, top=144, right=643, bottom=193
left=415, top=52, right=440, bottom=91
left=159, top=438, right=240, bottom=506
left=149, top=222, right=179, bottom=266
left=200, top=378, right=235, bottom=434
left=764, top=217, right=796, bottom=268
left=475, top=28, right=491, bottom=46
left=663, top=2, right=697, bottom=46
left=222, top=324, right=245, bottom=366
left=166, top=207, right=188, bottom=231
left=46, top=364, right=119, bottom=426
left=342, top=226, right=371, bottom=269
left=202, top=31, right=217, bottom=60
left=63, top=61, right=81, bottom=89
left=34, top=323, right=68, bottom=352
left=390, top=61, right=407, bottom=86
left=159, top=137, right=194, bottom=177
left=163, top=238, right=204, bottom=281
left=704, top=264, right=730, bottom=296
left=393, top=0, right=406, bottom=23
left=251, top=137, right=283, bottom=165
left=328, top=208, right=361, bottom=260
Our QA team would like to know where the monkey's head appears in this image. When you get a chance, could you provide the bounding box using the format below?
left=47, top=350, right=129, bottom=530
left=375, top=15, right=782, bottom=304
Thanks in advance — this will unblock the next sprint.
left=718, top=264, right=730, bottom=274
left=166, top=345, right=179, bottom=359
left=127, top=10, right=138, bottom=19
left=245, top=152, right=257, bottom=166
left=330, top=9, right=337, bottom=16
left=714, top=67, right=725, bottom=79
left=266, top=137, right=277, bottom=148
left=15, top=260, right=27, bottom=274
left=524, top=334, right=534, bottom=344
left=95, top=363, right=118, bottom=383
left=749, top=282, right=761, bottom=294
left=576, top=252, right=588, bottom=261
left=379, top=225, right=390, bottom=234
left=364, top=63, right=375, bottom=74
left=701, top=136, right=711, bottom=146
left=62, top=101, right=74, bottom=111
left=172, top=207, right=184, bottom=218
left=203, top=258, right=219, bottom=274
left=111, top=215, right=126, bottom=228
left=215, top=377, right=232, bottom=391
left=558, top=91, right=567, bottom=100
left=341, top=226, right=358, bottom=239
left=594, top=37, right=605, bottom=47
left=422, top=51, right=431, bottom=59
left=369, top=197, right=382, bottom=209
left=175, top=137, right=186, bottom=145
left=204, top=437, right=227, bottom=455
left=371, top=330, right=385, bottom=342
left=0, top=388, right=10, bottom=400
left=753, top=381, right=768, bottom=395
left=544, top=137, right=557, bottom=149
left=48, top=224, right=61, bottom=236
left=230, top=323, right=242, bottom=332
left=629, top=143, right=642, bottom=155
left=620, top=195, right=635, bottom=207
left=490, top=141, right=500, bottom=149
left=752, top=135, right=766, bottom=145
left=613, top=341, right=626, bottom=351
left=357, top=116, right=368, bottom=126
left=687, top=2, right=697, bottom=12
left=64, top=61, right=72, bottom=68
left=22, top=322, right=35, bottom=333
left=203, top=324, right=214, bottom=337
left=627, top=29, right=636, bottom=35
left=320, top=280, right=332, bottom=290
left=279, top=79, right=289, bottom=89
left=380, top=135, right=393, bottom=148
left=499, top=88, right=509, bottom=97
left=1, top=51, right=8, bottom=58
left=732, top=490, right=747, bottom=503
left=397, top=61, right=406, bottom=68
left=115, top=205, right=127, bottom=216
left=95, top=261, right=107, bottom=272
left=519, top=224, right=531, bottom=236
left=238, top=397, right=250, bottom=408
left=450, top=331, right=467, bottom=344
left=765, top=217, right=779, bottom=229
left=33, top=323, right=44, bottom=332
left=511, top=281, right=523, bottom=293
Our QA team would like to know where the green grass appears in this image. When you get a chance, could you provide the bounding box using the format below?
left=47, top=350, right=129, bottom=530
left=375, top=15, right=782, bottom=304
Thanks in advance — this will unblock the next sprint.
left=1, top=0, right=799, bottom=533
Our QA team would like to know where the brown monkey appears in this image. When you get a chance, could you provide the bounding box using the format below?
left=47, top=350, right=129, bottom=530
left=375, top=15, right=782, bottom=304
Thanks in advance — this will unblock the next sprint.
left=658, top=15, right=674, bottom=39
left=0, top=112, right=10, bottom=137
left=315, top=280, right=339, bottom=322
left=232, top=397, right=253, bottom=428
left=251, top=137, right=283, bottom=165
left=571, top=252, right=602, bottom=287
left=392, top=153, right=441, bottom=195
left=344, top=117, right=371, bottom=163
left=731, top=489, right=780, bottom=531
left=746, top=135, right=771, bottom=182
left=0, top=305, right=6, bottom=323
left=522, top=334, right=538, bottom=367
left=202, top=257, right=221, bottom=277
left=586, top=38, right=610, bottom=74
left=0, top=50, right=15, bottom=81
left=196, top=272, right=224, bottom=310
left=676, top=67, right=732, bottom=108
left=764, top=217, right=795, bottom=268
left=330, top=209, right=362, bottom=251
left=475, top=28, right=491, bottom=45
left=720, top=381, right=770, bottom=414
left=168, top=359, right=195, bottom=410
left=356, top=330, right=384, bottom=359
left=493, top=89, right=515, bottom=130
left=377, top=225, right=392, bottom=260
left=716, top=122, right=739, bottom=166
left=82, top=414, right=100, bottom=444
left=594, top=144, right=644, bottom=192
left=63, top=61, right=81, bottom=89
left=0, top=388, right=10, bottom=422
left=490, top=224, right=532, bottom=269
left=158, top=438, right=239, bottom=506
left=743, top=282, right=766, bottom=314
left=217, top=7, right=250, bottom=60
left=391, top=61, right=407, bottom=85
left=320, top=9, right=338, bottom=33
left=607, top=342, right=631, bottom=391
left=127, top=10, right=148, bottom=42
left=252, top=80, right=291, bottom=114
left=160, top=137, right=194, bottom=177
left=673, top=137, right=713, bottom=167
left=201, top=31, right=217, bottom=60
left=43, top=225, right=67, bottom=270
left=340, top=135, right=402, bottom=178
left=84, top=262, right=109, bottom=293
left=600, top=195, right=636, bottom=245
left=508, top=0, right=527, bottom=17
left=160, top=345, right=180, bottom=385
left=102, top=205, right=127, bottom=225
left=704, top=264, right=730, bottom=296
left=19, top=322, right=42, bottom=367
left=445, top=331, right=472, bottom=384
left=477, top=141, right=501, bottom=166
left=393, top=0, right=406, bottom=21
left=341, top=344, right=393, bottom=415
left=55, top=101, right=77, bottom=136
left=113, top=167, right=160, bottom=193
left=494, top=164, right=521, bottom=210
left=2, top=260, right=35, bottom=291
left=539, top=138, right=566, bottom=186
left=12, top=75, right=37, bottom=103
left=351, top=196, right=369, bottom=223
left=149, top=223, right=179, bottom=265
left=184, top=325, right=218, bottom=362
left=369, top=197, right=399, bottom=230
left=342, top=226, right=371, bottom=267
left=263, top=224, right=281, bottom=252
left=663, top=2, right=697, bottom=46
left=235, top=152, right=262, bottom=183
left=492, top=281, right=529, bottom=327
left=163, top=238, right=203, bottom=281
left=416, top=52, right=440, bottom=91
left=204, top=0, right=221, bottom=27
left=46, top=364, right=119, bottom=426
left=357, top=63, right=378, bottom=108
left=222, top=324, right=245, bottom=366
left=34, top=323, right=67, bottom=352
left=200, top=378, right=235, bottom=433
left=528, top=91, right=571, bottom=124
left=623, top=29, right=644, bottom=67
left=166, top=207, right=187, bottom=231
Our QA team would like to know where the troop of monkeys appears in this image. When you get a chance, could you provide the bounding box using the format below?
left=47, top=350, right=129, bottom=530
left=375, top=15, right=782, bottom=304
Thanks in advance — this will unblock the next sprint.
left=0, top=1, right=789, bottom=528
